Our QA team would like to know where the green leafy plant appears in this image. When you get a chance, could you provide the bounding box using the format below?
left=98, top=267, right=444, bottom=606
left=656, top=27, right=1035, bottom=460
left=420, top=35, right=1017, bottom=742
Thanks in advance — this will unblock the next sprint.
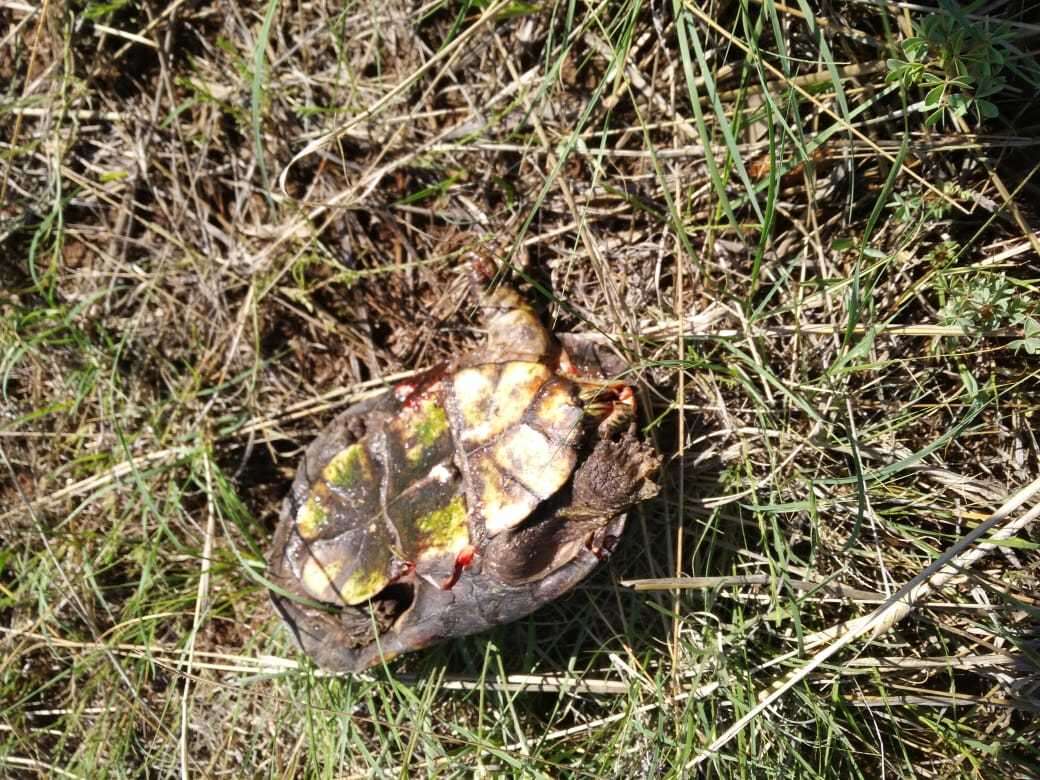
left=937, top=269, right=1039, bottom=352
left=1009, top=316, right=1040, bottom=355
left=888, top=182, right=964, bottom=224
left=886, top=0, right=1020, bottom=125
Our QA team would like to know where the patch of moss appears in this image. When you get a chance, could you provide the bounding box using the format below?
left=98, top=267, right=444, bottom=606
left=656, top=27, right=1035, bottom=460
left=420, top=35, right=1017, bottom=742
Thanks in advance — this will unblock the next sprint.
left=339, top=564, right=390, bottom=605
left=415, top=494, right=468, bottom=551
left=406, top=399, right=449, bottom=463
left=323, top=444, right=370, bottom=488
left=296, top=497, right=328, bottom=539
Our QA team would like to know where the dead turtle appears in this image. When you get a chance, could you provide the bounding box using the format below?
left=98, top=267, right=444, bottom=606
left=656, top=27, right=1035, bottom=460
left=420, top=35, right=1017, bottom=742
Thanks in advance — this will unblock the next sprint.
left=267, top=257, right=659, bottom=671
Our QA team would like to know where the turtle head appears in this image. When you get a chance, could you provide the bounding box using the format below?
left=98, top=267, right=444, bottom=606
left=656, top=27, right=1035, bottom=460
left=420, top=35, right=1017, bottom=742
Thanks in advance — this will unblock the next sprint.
left=463, top=248, right=555, bottom=365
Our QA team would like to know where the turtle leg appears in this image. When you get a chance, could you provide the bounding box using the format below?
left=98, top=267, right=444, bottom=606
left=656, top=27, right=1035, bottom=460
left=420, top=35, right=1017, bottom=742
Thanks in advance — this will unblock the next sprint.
left=483, top=428, right=658, bottom=586
left=569, top=428, right=660, bottom=516
left=482, top=510, right=597, bottom=585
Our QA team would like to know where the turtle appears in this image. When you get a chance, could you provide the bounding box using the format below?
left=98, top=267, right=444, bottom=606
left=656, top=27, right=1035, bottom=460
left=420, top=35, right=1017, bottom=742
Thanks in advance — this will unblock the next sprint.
left=267, top=257, right=660, bottom=672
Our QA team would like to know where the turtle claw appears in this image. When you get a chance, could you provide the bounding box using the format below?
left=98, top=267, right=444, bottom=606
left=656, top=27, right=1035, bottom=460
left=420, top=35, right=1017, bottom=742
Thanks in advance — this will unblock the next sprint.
left=438, top=544, right=477, bottom=590
left=600, top=386, right=636, bottom=437
left=585, top=532, right=619, bottom=561
left=581, top=383, right=637, bottom=438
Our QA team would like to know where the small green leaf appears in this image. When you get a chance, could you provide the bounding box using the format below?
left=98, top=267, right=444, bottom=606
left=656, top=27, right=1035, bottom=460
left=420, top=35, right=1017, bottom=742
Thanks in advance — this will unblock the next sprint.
left=976, top=99, right=999, bottom=119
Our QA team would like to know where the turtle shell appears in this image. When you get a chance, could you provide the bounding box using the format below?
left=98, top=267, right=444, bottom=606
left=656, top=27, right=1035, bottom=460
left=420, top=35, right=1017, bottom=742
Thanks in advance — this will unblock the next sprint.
left=282, top=360, right=586, bottom=610
left=268, top=265, right=661, bottom=672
